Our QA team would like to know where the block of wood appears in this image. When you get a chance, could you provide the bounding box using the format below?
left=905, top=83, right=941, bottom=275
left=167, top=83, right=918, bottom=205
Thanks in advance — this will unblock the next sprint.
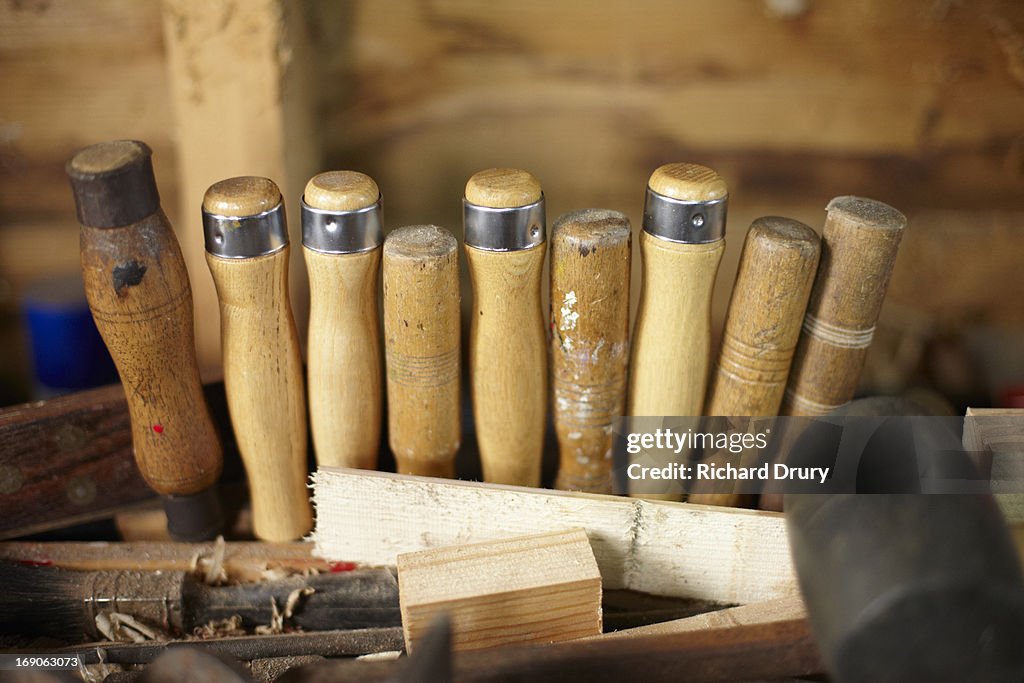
left=397, top=528, right=602, bottom=652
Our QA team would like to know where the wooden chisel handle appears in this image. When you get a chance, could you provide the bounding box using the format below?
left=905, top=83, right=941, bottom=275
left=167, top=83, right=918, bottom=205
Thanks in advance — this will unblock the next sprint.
left=627, top=164, right=727, bottom=419
left=706, top=217, right=820, bottom=417
left=464, top=169, right=547, bottom=486
left=692, top=217, right=820, bottom=507
left=550, top=209, right=630, bottom=493
left=302, top=171, right=383, bottom=469
left=204, top=177, right=312, bottom=541
left=383, top=226, right=461, bottom=478
left=69, top=140, right=222, bottom=541
left=781, top=196, right=906, bottom=416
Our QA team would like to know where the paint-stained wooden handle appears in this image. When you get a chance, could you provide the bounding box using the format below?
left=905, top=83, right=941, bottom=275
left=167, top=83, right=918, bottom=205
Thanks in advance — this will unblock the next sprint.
left=383, top=226, right=461, bottom=478
left=782, top=197, right=906, bottom=416
left=707, top=217, right=821, bottom=417
left=550, top=210, right=631, bottom=493
left=205, top=178, right=311, bottom=542
left=72, top=141, right=221, bottom=498
left=303, top=171, right=383, bottom=469
left=627, top=232, right=724, bottom=417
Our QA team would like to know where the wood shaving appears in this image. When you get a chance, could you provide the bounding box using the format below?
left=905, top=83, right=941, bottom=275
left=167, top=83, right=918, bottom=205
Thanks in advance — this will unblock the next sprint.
left=357, top=651, right=403, bottom=661
left=192, top=615, right=247, bottom=639
left=95, top=611, right=166, bottom=643
left=254, top=587, right=315, bottom=635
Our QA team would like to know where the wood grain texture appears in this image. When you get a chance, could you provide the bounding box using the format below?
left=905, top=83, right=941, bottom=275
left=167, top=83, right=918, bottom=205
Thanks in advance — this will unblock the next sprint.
left=304, top=171, right=379, bottom=212
left=782, top=197, right=906, bottom=416
left=628, top=231, right=724, bottom=418
left=80, top=212, right=221, bottom=496
left=207, top=247, right=312, bottom=541
left=648, top=163, right=728, bottom=201
left=383, top=226, right=461, bottom=478
left=465, top=243, right=547, bottom=486
left=964, top=407, right=1024, bottom=523
left=162, top=0, right=319, bottom=375
left=312, top=469, right=795, bottom=604
left=550, top=210, right=630, bottom=493
left=465, top=168, right=542, bottom=208
left=706, top=217, right=821, bottom=417
left=305, top=248, right=382, bottom=470
left=397, top=528, right=601, bottom=652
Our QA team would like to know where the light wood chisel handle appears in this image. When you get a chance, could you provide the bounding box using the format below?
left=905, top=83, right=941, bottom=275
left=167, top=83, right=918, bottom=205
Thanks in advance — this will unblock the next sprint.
left=550, top=209, right=631, bottom=493
left=203, top=177, right=312, bottom=541
left=383, top=226, right=461, bottom=478
left=302, top=171, right=383, bottom=469
left=782, top=196, right=906, bottom=416
left=464, top=169, right=547, bottom=486
left=69, top=140, right=222, bottom=541
left=627, top=163, right=727, bottom=418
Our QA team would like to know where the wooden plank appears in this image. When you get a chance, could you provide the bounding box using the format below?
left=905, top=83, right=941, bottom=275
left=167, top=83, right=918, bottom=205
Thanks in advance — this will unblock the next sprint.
left=160, top=0, right=320, bottom=375
left=398, top=528, right=602, bottom=652
left=964, top=407, right=1024, bottom=523
left=311, top=468, right=794, bottom=603
left=0, top=381, right=236, bottom=540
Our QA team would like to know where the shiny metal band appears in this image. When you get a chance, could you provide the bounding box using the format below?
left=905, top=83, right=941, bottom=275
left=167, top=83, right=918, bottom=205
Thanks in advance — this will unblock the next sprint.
left=203, top=203, right=288, bottom=258
left=301, top=196, right=383, bottom=254
left=463, top=196, right=546, bottom=251
left=642, top=189, right=727, bottom=244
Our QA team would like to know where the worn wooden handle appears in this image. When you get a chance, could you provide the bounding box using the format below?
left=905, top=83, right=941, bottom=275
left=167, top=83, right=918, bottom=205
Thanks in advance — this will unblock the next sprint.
left=627, top=232, right=724, bottom=417
left=707, top=217, right=821, bottom=417
left=383, top=226, right=461, bottom=478
left=72, top=141, right=221, bottom=498
left=782, top=197, right=906, bottom=416
left=303, top=171, right=383, bottom=469
left=550, top=210, right=631, bottom=493
left=207, top=247, right=311, bottom=541
left=466, top=244, right=547, bottom=486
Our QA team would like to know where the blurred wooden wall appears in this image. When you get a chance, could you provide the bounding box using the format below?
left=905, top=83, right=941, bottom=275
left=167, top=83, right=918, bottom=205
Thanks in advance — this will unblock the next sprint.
left=1, top=0, right=1022, bottom=388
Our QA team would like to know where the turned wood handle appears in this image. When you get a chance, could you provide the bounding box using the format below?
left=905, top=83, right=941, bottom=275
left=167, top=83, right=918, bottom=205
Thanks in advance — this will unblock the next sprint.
left=627, top=163, right=728, bottom=419
left=302, top=171, right=383, bottom=469
left=464, top=168, right=547, bottom=486
left=204, top=177, right=312, bottom=541
left=383, top=226, right=461, bottom=478
left=782, top=196, right=906, bottom=416
left=706, top=217, right=821, bottom=417
left=70, top=141, right=222, bottom=501
left=550, top=209, right=631, bottom=493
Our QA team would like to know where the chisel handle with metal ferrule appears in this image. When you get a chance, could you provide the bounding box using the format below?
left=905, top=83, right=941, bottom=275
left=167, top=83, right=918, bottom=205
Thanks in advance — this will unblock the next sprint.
left=302, top=171, right=384, bottom=469
left=550, top=209, right=631, bottom=493
left=627, top=163, right=727, bottom=419
left=203, top=177, right=312, bottom=541
left=68, top=140, right=222, bottom=541
left=464, top=168, right=547, bottom=486
left=781, top=196, right=906, bottom=417
left=383, top=226, right=461, bottom=478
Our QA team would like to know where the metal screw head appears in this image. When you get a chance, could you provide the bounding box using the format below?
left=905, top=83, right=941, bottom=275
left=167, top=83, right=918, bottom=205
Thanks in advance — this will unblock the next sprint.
left=691, top=213, right=705, bottom=228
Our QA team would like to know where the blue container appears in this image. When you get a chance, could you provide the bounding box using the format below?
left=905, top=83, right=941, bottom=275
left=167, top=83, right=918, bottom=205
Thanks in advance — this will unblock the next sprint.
left=21, top=275, right=118, bottom=395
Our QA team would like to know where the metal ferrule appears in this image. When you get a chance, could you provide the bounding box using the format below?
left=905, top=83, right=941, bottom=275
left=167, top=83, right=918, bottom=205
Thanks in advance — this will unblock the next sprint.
left=463, top=195, right=546, bottom=252
left=203, top=202, right=288, bottom=259
left=301, top=196, right=383, bottom=254
left=642, top=188, right=727, bottom=244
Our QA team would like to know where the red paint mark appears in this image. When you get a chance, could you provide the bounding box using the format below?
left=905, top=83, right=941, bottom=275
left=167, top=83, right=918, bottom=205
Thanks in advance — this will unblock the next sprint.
left=329, top=561, right=357, bottom=573
left=17, top=559, right=53, bottom=567
left=152, top=424, right=164, bottom=434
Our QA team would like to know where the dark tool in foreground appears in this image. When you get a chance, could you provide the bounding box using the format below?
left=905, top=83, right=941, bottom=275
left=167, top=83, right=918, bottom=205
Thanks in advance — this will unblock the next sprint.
left=784, top=398, right=1024, bottom=681
left=302, top=171, right=384, bottom=470
left=463, top=168, right=548, bottom=486
left=0, top=562, right=400, bottom=642
left=549, top=209, right=631, bottom=493
left=204, top=177, right=312, bottom=541
left=68, top=140, right=223, bottom=542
